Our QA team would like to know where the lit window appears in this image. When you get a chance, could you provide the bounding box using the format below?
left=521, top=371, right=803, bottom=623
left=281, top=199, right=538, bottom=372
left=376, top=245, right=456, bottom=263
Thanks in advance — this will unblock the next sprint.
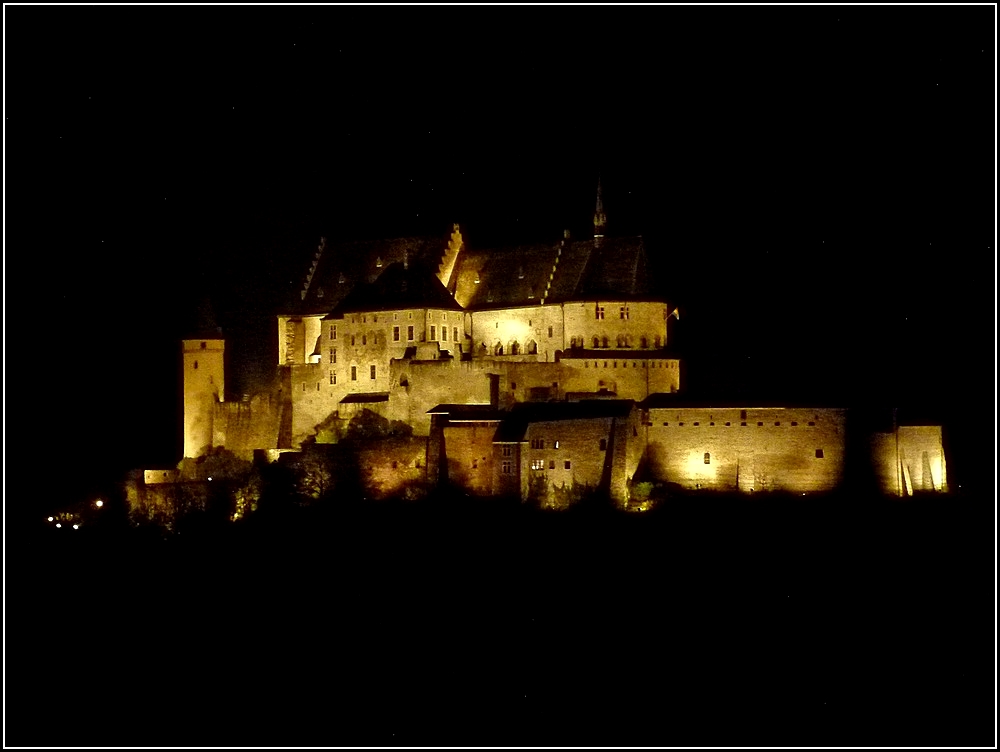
left=531, top=459, right=544, bottom=471
left=596, top=306, right=605, bottom=320
left=351, top=366, right=357, bottom=381
left=554, top=440, right=559, bottom=449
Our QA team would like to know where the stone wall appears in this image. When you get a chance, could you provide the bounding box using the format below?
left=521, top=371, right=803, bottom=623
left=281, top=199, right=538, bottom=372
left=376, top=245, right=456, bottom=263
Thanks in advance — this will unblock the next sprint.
left=213, top=393, right=282, bottom=461
left=562, top=301, right=668, bottom=350
left=870, top=426, right=947, bottom=495
left=644, top=407, right=847, bottom=493
left=442, top=423, right=499, bottom=495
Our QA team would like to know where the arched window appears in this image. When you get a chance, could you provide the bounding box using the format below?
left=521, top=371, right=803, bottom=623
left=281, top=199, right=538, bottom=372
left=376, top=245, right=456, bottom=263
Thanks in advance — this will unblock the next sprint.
left=510, top=341, right=520, bottom=356
left=592, top=336, right=600, bottom=348
left=640, top=336, right=648, bottom=348
left=654, top=336, right=661, bottom=348
left=526, top=339, right=537, bottom=355
left=616, top=334, right=625, bottom=348
left=601, top=336, right=609, bottom=348
left=494, top=341, right=504, bottom=356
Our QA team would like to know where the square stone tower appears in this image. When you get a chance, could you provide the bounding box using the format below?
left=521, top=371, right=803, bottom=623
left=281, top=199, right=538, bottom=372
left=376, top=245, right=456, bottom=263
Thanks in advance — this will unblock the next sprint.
left=182, top=337, right=224, bottom=459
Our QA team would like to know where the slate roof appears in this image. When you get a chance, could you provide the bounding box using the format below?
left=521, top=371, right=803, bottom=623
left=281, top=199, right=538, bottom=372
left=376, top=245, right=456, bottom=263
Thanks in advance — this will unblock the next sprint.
left=492, top=400, right=636, bottom=443
left=452, top=236, right=661, bottom=310
left=290, top=235, right=451, bottom=316
left=340, top=392, right=390, bottom=404
left=324, top=261, right=463, bottom=319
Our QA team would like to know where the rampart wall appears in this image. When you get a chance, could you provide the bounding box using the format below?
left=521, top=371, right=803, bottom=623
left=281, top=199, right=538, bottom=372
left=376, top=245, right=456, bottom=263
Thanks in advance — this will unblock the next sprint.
left=644, top=407, right=847, bottom=493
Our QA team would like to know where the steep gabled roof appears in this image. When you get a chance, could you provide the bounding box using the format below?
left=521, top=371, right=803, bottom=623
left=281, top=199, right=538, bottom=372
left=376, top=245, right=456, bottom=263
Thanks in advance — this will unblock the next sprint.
left=324, top=261, right=463, bottom=319
left=289, top=236, right=450, bottom=316
left=452, top=235, right=661, bottom=310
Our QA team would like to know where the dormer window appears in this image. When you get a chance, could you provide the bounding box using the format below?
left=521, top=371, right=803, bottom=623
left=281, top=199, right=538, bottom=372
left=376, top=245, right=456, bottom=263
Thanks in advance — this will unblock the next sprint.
left=338, top=273, right=346, bottom=284
left=376, top=256, right=383, bottom=268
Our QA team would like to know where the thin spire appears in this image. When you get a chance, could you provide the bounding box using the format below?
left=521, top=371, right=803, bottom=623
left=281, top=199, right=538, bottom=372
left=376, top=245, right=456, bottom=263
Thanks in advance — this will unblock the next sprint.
left=593, top=178, right=607, bottom=240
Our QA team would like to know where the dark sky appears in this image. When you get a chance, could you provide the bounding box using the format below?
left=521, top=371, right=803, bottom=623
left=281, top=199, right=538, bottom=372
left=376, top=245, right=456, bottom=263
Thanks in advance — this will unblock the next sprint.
left=6, top=6, right=996, bottom=506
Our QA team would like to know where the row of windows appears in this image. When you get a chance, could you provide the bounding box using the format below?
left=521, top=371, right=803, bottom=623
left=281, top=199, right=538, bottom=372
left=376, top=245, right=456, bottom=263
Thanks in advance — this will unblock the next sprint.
left=530, top=459, right=573, bottom=471
left=699, top=450, right=824, bottom=462
left=594, top=306, right=632, bottom=320
left=585, top=360, right=673, bottom=369
left=660, top=420, right=817, bottom=427
left=313, top=366, right=377, bottom=387
left=529, top=439, right=561, bottom=449
left=571, top=336, right=663, bottom=349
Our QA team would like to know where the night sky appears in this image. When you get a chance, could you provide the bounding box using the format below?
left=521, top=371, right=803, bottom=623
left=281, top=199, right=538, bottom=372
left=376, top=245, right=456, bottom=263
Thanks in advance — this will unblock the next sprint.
left=6, top=6, right=996, bottom=510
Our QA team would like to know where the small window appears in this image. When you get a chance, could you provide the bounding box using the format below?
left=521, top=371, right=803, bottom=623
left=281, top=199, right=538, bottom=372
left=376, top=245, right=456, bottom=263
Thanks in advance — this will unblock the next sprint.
left=693, top=422, right=699, bottom=426
left=815, top=449, right=824, bottom=459
left=595, top=306, right=605, bottom=320
left=791, top=421, right=798, bottom=426
left=393, top=326, right=400, bottom=342
left=430, top=326, right=436, bottom=340
left=329, top=371, right=335, bottom=384
left=663, top=422, right=669, bottom=426
left=502, top=446, right=512, bottom=457
left=351, top=366, right=357, bottom=381
left=548, top=326, right=553, bottom=338
left=333, top=326, right=337, bottom=340
left=549, top=460, right=555, bottom=470
left=200, top=341, right=207, bottom=349
left=757, top=422, right=764, bottom=427
left=193, top=361, right=198, bottom=369
left=808, top=421, right=816, bottom=426
left=704, top=453, right=711, bottom=464
left=564, top=460, right=571, bottom=470
left=554, top=440, right=559, bottom=449
left=710, top=422, right=715, bottom=426
left=502, top=460, right=513, bottom=475
left=741, top=422, right=747, bottom=426
left=442, top=327, right=448, bottom=341
left=725, top=422, right=731, bottom=426
left=316, top=382, right=320, bottom=391
left=351, top=335, right=356, bottom=346
left=740, top=410, right=747, bottom=421
left=599, top=438, right=607, bottom=451
left=453, top=327, right=458, bottom=342
left=362, top=334, right=368, bottom=345
left=370, top=365, right=376, bottom=380
left=775, top=422, right=780, bottom=426
left=392, top=461, right=398, bottom=469
left=407, top=326, right=414, bottom=340
left=531, top=459, right=545, bottom=471
left=679, top=422, right=685, bottom=426
left=472, top=459, right=478, bottom=470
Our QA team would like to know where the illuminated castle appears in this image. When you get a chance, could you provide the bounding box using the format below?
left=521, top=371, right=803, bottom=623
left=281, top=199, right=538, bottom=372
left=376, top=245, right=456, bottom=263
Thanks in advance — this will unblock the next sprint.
left=174, top=186, right=947, bottom=506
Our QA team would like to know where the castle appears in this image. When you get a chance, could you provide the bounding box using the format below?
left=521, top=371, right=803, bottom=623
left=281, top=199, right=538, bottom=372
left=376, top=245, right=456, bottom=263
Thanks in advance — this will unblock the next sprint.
left=161, top=185, right=947, bottom=509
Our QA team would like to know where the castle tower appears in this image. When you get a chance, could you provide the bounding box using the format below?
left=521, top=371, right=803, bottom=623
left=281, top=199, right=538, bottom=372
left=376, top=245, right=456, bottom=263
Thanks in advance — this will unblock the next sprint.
left=182, top=298, right=225, bottom=459
left=593, top=178, right=607, bottom=241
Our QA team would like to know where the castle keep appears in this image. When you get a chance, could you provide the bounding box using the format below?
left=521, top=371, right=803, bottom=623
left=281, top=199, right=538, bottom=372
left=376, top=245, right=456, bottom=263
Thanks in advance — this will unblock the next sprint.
left=171, top=188, right=947, bottom=505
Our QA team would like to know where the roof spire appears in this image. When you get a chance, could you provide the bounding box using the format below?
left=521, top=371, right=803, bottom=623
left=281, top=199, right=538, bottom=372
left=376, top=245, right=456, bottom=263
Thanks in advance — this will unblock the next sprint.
left=593, top=178, right=607, bottom=241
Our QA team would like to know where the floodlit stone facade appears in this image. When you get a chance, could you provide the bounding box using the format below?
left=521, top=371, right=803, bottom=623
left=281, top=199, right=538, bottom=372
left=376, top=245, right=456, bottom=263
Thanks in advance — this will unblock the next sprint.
left=170, top=192, right=947, bottom=503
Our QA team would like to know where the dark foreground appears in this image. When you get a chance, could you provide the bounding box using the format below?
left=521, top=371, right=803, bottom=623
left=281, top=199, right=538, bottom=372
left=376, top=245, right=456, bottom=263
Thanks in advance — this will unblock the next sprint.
left=7, top=492, right=995, bottom=747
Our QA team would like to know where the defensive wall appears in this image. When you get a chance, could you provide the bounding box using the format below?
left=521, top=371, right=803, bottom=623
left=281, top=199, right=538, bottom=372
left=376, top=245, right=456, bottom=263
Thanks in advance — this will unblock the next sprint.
left=643, top=405, right=847, bottom=493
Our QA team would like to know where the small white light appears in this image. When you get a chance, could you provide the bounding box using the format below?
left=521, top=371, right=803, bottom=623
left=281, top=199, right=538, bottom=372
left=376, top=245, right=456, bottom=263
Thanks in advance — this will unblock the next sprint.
left=73, top=524, right=79, bottom=530
left=95, top=500, right=104, bottom=508
left=55, top=523, right=62, bottom=529
left=48, top=517, right=54, bottom=522
left=208, top=476, right=213, bottom=481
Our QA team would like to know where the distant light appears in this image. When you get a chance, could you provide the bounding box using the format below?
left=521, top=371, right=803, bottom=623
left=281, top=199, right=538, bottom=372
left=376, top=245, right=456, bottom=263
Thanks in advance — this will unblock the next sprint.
left=47, top=517, right=54, bottom=522
left=73, top=524, right=79, bottom=530
left=208, top=476, right=213, bottom=481
left=95, top=500, right=104, bottom=508
left=55, top=523, right=62, bottom=529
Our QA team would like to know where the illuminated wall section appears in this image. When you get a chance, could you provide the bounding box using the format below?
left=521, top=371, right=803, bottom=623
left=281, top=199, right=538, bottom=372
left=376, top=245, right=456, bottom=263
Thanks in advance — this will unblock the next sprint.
left=469, top=305, right=565, bottom=360
left=870, top=425, right=948, bottom=495
left=562, top=301, right=669, bottom=351
left=182, top=337, right=224, bottom=459
left=645, top=407, right=847, bottom=493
